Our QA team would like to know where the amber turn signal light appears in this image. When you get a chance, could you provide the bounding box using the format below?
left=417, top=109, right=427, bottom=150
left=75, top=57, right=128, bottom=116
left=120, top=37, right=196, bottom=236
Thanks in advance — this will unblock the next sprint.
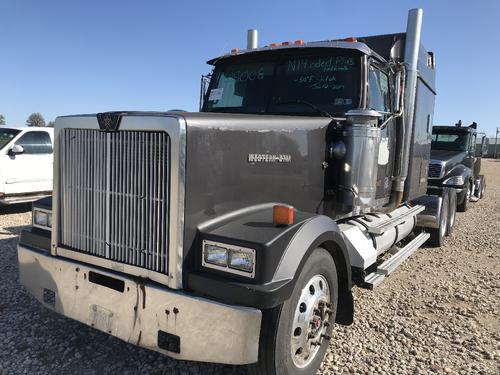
left=273, top=205, right=294, bottom=226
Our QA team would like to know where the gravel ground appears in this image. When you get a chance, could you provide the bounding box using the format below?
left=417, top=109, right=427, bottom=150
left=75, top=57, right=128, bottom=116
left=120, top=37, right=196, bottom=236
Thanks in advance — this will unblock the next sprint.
left=0, top=160, right=499, bottom=375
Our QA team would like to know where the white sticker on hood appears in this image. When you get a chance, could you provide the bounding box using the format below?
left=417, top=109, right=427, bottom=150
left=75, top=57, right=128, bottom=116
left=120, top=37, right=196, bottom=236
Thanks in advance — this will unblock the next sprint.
left=208, top=88, right=224, bottom=101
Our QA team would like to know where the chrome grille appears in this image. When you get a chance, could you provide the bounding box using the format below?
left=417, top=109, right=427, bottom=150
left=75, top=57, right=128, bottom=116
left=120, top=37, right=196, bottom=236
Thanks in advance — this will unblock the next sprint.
left=59, top=129, right=170, bottom=273
left=428, top=163, right=443, bottom=179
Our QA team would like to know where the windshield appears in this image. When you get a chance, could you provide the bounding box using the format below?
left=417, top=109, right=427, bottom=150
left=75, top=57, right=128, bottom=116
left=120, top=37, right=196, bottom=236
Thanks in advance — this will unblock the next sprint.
left=0, top=129, right=20, bottom=150
left=204, top=50, right=361, bottom=116
left=431, top=131, right=469, bottom=151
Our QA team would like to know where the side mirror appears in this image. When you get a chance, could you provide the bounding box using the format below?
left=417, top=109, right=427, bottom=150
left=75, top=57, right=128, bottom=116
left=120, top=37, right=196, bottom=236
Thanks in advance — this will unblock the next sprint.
left=9, top=144, right=24, bottom=155
left=481, top=136, right=488, bottom=157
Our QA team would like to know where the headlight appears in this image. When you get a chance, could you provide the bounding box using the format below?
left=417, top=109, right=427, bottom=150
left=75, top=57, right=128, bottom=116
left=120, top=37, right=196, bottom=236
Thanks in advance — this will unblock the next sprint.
left=33, top=208, right=52, bottom=230
left=443, top=176, right=465, bottom=186
left=204, top=244, right=228, bottom=267
left=202, top=240, right=256, bottom=278
left=229, top=248, right=255, bottom=273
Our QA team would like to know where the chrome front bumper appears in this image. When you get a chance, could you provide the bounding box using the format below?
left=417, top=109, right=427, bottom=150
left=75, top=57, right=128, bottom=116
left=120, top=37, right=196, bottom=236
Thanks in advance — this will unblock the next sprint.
left=18, top=245, right=261, bottom=365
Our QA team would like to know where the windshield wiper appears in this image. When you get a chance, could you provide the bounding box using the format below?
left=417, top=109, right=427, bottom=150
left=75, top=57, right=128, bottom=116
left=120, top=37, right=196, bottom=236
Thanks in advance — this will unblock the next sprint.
left=273, top=100, right=335, bottom=119
left=207, top=107, right=243, bottom=113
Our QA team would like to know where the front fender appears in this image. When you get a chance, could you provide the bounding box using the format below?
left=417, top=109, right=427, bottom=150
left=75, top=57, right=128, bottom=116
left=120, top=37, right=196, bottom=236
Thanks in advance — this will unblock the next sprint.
left=443, top=164, right=473, bottom=185
left=187, top=206, right=353, bottom=324
left=273, top=215, right=350, bottom=286
left=273, top=215, right=353, bottom=325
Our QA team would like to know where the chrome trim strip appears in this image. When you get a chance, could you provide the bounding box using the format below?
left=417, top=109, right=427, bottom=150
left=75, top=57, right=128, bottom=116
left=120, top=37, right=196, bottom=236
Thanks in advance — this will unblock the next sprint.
left=56, top=246, right=171, bottom=285
left=105, top=133, right=111, bottom=259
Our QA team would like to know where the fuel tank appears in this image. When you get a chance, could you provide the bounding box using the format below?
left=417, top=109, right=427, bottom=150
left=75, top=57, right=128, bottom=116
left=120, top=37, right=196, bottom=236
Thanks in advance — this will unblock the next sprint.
left=326, top=110, right=382, bottom=216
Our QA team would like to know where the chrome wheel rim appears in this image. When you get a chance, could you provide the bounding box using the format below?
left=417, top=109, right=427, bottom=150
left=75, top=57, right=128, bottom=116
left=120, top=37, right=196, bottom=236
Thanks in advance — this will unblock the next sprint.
left=290, top=274, right=331, bottom=368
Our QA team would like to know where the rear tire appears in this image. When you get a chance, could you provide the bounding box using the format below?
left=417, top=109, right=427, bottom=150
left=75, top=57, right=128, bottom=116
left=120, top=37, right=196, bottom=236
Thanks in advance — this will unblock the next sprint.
left=457, top=181, right=470, bottom=212
left=428, top=191, right=449, bottom=247
left=248, top=248, right=338, bottom=375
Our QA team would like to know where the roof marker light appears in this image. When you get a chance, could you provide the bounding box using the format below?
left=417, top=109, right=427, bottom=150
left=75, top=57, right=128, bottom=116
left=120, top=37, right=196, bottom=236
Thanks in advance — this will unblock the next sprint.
left=294, top=40, right=305, bottom=45
left=343, top=37, right=357, bottom=42
left=270, top=42, right=281, bottom=47
left=282, top=41, right=290, bottom=46
left=231, top=48, right=239, bottom=55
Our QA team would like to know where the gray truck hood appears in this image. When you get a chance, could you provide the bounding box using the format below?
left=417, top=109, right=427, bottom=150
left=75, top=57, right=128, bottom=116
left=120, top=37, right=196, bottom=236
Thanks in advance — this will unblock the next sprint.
left=430, top=149, right=467, bottom=165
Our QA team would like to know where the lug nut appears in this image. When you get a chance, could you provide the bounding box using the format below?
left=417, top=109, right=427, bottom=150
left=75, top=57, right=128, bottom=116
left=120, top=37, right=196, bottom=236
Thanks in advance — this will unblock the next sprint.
left=324, top=321, right=330, bottom=327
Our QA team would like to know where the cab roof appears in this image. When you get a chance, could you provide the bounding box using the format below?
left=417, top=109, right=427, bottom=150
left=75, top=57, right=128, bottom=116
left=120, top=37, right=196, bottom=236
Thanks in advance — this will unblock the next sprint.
left=207, top=40, right=386, bottom=65
left=433, top=125, right=477, bottom=134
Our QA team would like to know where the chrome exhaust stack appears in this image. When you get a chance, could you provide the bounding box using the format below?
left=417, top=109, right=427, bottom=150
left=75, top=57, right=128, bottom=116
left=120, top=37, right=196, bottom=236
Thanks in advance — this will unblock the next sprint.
left=392, top=8, right=423, bottom=204
left=247, top=29, right=258, bottom=49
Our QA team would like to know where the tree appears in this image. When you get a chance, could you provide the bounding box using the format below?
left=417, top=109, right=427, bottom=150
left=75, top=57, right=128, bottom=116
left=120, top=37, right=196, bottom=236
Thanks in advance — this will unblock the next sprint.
left=47, top=120, right=55, bottom=127
left=26, top=112, right=46, bottom=127
left=0, top=114, right=5, bottom=125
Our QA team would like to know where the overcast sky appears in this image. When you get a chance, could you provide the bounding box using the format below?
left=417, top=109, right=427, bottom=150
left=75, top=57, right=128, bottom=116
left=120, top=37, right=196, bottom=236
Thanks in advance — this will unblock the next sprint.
left=1, top=0, right=499, bottom=136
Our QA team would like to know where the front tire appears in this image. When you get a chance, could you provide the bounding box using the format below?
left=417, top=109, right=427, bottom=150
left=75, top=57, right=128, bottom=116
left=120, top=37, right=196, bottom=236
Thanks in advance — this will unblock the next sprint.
left=249, top=248, right=338, bottom=375
left=446, top=188, right=457, bottom=236
left=428, top=191, right=449, bottom=247
left=476, top=175, right=485, bottom=199
left=457, top=181, right=470, bottom=212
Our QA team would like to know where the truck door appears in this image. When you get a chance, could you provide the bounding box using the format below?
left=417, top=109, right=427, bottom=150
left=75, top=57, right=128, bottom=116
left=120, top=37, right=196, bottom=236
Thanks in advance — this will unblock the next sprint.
left=472, top=133, right=482, bottom=176
left=367, top=64, right=395, bottom=199
left=463, top=132, right=476, bottom=174
left=2, top=130, right=53, bottom=195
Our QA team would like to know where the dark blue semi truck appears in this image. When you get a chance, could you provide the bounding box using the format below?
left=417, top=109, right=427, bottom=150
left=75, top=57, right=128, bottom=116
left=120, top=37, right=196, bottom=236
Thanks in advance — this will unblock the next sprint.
left=428, top=122, right=487, bottom=214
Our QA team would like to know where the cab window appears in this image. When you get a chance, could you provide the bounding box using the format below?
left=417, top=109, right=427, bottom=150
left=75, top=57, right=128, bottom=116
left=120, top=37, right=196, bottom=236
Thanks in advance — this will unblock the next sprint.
left=15, top=131, right=53, bottom=154
left=368, top=66, right=391, bottom=112
left=0, top=129, right=21, bottom=150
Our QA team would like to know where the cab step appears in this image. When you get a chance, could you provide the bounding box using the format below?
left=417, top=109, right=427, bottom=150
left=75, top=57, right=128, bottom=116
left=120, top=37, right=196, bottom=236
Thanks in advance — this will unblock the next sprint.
left=362, top=232, right=430, bottom=289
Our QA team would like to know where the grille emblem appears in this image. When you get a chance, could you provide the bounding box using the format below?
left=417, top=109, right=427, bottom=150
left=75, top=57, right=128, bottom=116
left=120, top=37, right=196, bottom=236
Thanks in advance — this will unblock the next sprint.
left=97, top=112, right=124, bottom=132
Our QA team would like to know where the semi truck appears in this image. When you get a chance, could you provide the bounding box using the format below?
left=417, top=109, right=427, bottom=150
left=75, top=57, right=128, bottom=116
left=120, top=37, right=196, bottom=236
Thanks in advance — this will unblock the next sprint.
left=428, top=121, right=487, bottom=213
left=18, top=8, right=452, bottom=375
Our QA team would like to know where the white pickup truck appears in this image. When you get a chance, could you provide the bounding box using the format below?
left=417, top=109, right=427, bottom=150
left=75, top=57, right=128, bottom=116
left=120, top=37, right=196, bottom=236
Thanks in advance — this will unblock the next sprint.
left=0, top=127, right=54, bottom=204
